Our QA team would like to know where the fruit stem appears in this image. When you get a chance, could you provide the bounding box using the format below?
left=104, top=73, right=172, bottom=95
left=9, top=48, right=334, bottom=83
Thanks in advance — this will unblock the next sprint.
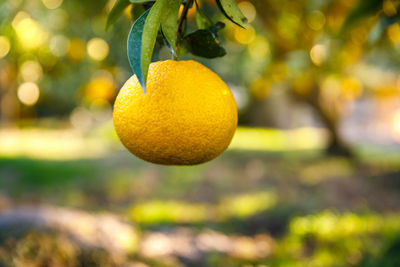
left=176, top=0, right=194, bottom=60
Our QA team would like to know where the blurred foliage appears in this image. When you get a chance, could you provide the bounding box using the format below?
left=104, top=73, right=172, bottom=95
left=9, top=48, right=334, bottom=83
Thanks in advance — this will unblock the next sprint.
left=0, top=0, right=127, bottom=122
left=0, top=231, right=117, bottom=267
left=1, top=0, right=400, bottom=154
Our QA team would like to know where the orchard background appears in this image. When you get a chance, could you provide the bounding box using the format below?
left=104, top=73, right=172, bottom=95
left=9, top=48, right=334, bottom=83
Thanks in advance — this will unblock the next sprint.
left=1, top=0, right=400, bottom=266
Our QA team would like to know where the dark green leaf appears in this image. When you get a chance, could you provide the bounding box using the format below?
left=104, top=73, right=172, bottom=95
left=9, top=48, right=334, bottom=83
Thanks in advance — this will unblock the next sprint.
left=341, top=0, right=383, bottom=33
left=195, top=1, right=213, bottom=29
left=210, top=21, right=225, bottom=36
left=127, top=0, right=168, bottom=92
left=161, top=29, right=175, bottom=56
left=216, top=0, right=247, bottom=28
left=127, top=9, right=150, bottom=91
left=129, top=0, right=153, bottom=3
left=161, top=0, right=181, bottom=55
left=141, top=0, right=168, bottom=88
left=130, top=4, right=145, bottom=22
left=184, top=29, right=226, bottom=58
left=105, top=0, right=131, bottom=30
left=368, top=15, right=398, bottom=44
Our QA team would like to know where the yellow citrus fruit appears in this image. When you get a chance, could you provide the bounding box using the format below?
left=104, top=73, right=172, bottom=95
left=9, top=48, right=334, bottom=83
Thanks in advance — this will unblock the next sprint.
left=113, top=60, right=238, bottom=165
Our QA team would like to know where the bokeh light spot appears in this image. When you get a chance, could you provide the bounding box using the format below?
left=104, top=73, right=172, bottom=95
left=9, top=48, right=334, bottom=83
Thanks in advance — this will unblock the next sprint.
left=229, top=84, right=249, bottom=110
left=234, top=25, right=256, bottom=45
left=387, top=23, right=400, bottom=45
left=12, top=13, right=48, bottom=50
left=307, top=10, right=326, bottom=31
left=310, top=44, right=327, bottom=66
left=320, top=75, right=341, bottom=99
left=11, top=11, right=29, bottom=28
left=47, top=9, right=69, bottom=30
left=50, top=35, right=70, bottom=57
left=383, top=0, right=397, bottom=16
left=278, top=12, right=300, bottom=40
left=7, top=0, right=22, bottom=8
left=41, top=0, right=63, bottom=9
left=67, top=39, right=86, bottom=62
left=341, top=77, right=362, bottom=101
left=20, top=61, right=43, bottom=82
left=292, top=73, right=314, bottom=96
left=248, top=36, right=270, bottom=59
left=391, top=109, right=400, bottom=142
left=17, top=82, right=40, bottom=106
left=84, top=71, right=116, bottom=104
left=250, top=77, right=270, bottom=100
left=0, top=36, right=11, bottom=58
left=238, top=1, right=257, bottom=23
left=70, top=107, right=92, bottom=130
left=87, top=38, right=109, bottom=61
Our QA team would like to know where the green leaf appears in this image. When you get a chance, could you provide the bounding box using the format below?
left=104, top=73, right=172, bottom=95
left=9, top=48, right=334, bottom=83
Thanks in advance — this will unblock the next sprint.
left=368, top=14, right=399, bottom=45
left=210, top=21, right=225, bottom=36
left=341, top=0, right=382, bottom=33
left=127, top=9, right=150, bottom=92
left=161, top=0, right=181, bottom=55
left=184, top=29, right=226, bottom=58
left=195, top=2, right=213, bottom=29
left=106, top=0, right=131, bottom=30
left=127, top=0, right=168, bottom=92
left=216, top=0, right=247, bottom=28
left=130, top=4, right=145, bottom=21
left=129, top=0, right=153, bottom=3
left=141, top=0, right=168, bottom=88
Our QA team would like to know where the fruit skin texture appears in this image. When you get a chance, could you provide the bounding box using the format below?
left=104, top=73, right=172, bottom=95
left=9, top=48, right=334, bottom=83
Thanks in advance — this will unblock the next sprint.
left=113, top=60, right=238, bottom=165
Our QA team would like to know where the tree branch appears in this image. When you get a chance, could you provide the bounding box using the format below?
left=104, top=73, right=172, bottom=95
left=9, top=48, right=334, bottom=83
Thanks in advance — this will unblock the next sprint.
left=176, top=0, right=194, bottom=59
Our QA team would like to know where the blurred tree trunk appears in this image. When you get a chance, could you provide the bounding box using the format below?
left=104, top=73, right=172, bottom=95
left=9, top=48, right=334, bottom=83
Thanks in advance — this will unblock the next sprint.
left=252, top=0, right=354, bottom=157
left=311, top=101, right=353, bottom=157
left=293, top=86, right=353, bottom=157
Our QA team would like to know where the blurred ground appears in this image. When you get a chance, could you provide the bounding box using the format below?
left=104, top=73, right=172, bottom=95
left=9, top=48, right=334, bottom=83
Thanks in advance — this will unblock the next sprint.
left=1, top=125, right=400, bottom=267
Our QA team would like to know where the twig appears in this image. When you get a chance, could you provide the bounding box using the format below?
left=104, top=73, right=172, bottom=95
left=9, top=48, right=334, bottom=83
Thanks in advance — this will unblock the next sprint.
left=175, top=0, right=194, bottom=60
